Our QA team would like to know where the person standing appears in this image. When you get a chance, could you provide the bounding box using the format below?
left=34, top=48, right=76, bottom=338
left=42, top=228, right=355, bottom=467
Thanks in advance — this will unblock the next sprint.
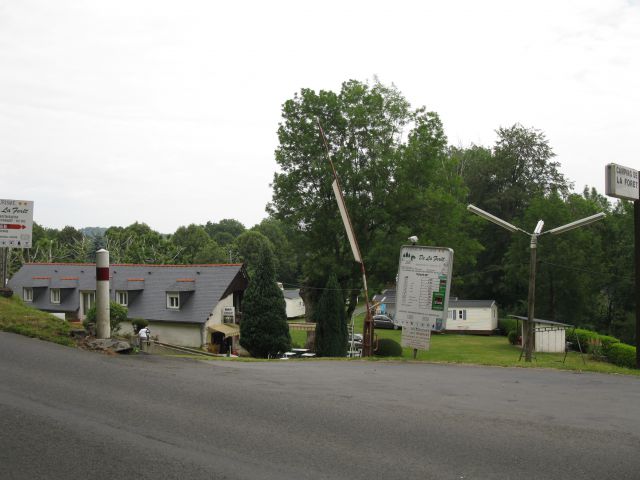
left=138, top=325, right=150, bottom=351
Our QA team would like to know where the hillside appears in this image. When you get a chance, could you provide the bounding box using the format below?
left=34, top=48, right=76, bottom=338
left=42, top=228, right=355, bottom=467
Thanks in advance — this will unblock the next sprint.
left=0, top=295, right=74, bottom=346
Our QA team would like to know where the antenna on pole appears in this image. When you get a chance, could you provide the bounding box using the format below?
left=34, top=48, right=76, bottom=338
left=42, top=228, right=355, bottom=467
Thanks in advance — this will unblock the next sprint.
left=318, top=119, right=374, bottom=356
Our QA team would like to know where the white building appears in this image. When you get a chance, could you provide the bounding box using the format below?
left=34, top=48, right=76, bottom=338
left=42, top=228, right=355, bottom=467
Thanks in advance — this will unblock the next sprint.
left=283, top=289, right=305, bottom=319
left=512, top=316, right=570, bottom=353
left=372, top=289, right=499, bottom=335
left=446, top=299, right=498, bottom=334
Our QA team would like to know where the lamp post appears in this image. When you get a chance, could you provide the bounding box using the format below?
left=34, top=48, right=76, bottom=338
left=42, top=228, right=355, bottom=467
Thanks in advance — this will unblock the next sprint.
left=467, top=205, right=605, bottom=362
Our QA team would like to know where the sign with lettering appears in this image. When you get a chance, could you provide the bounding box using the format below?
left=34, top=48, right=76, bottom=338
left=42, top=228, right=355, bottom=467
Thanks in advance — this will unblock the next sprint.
left=0, top=199, right=34, bottom=248
left=401, top=324, right=431, bottom=350
left=394, top=245, right=454, bottom=336
left=605, top=163, right=639, bottom=201
left=222, top=306, right=235, bottom=323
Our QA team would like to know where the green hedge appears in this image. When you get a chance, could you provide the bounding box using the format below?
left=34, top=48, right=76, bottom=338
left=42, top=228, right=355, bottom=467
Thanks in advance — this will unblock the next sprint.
left=498, top=318, right=518, bottom=336
left=606, top=343, right=637, bottom=369
left=566, top=328, right=605, bottom=353
left=564, top=327, right=638, bottom=369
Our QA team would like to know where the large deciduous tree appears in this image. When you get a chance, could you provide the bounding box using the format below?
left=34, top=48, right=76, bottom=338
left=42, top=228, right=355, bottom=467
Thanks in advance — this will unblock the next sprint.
left=269, top=79, right=476, bottom=319
left=458, top=124, right=572, bottom=303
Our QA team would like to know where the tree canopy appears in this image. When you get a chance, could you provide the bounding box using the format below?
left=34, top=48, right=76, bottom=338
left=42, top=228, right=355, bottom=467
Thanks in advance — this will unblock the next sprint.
left=5, top=78, right=636, bottom=346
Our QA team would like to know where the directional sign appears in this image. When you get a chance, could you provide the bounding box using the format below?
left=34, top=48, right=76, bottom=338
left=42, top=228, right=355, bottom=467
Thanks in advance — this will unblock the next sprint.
left=605, top=163, right=639, bottom=201
left=0, top=199, right=34, bottom=248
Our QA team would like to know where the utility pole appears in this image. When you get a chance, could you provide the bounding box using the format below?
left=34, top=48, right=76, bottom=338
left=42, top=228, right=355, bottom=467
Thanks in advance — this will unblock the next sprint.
left=605, top=164, right=640, bottom=368
left=1, top=248, right=8, bottom=289
left=635, top=194, right=640, bottom=368
left=525, top=233, right=537, bottom=362
left=468, top=205, right=605, bottom=362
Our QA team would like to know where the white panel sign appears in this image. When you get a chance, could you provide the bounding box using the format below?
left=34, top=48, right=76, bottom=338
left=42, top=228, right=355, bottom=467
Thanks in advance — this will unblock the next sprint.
left=223, top=306, right=235, bottom=323
left=401, top=324, right=431, bottom=350
left=0, top=199, right=34, bottom=248
left=605, top=163, right=639, bottom=201
left=395, top=245, right=454, bottom=332
left=332, top=179, right=362, bottom=263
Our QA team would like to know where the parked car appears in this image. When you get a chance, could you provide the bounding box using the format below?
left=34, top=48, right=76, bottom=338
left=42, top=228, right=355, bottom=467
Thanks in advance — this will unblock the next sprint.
left=373, top=314, right=400, bottom=329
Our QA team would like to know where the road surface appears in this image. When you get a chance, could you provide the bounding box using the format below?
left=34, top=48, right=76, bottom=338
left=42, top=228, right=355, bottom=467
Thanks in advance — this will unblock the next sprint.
left=1, top=332, right=640, bottom=479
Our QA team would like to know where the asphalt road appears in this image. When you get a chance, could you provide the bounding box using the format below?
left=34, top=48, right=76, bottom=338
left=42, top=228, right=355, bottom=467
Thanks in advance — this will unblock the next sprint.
left=2, top=332, right=640, bottom=480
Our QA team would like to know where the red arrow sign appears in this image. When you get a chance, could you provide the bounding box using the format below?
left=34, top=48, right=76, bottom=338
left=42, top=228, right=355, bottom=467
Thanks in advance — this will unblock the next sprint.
left=0, top=224, right=26, bottom=229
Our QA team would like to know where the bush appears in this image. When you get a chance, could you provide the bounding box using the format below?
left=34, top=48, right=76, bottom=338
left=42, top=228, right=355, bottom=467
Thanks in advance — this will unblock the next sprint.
left=130, top=318, right=149, bottom=333
left=498, top=318, right=518, bottom=336
left=566, top=328, right=601, bottom=353
left=606, top=343, right=636, bottom=369
left=375, top=338, right=402, bottom=357
left=83, top=301, right=128, bottom=334
left=507, top=330, right=519, bottom=345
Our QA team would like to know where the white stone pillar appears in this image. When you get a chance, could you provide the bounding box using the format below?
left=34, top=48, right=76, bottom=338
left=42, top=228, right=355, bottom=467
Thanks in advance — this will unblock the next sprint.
left=96, top=249, right=110, bottom=339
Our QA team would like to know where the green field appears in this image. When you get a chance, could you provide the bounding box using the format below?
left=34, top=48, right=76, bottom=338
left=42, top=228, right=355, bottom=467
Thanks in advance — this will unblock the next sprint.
left=300, top=311, right=640, bottom=376
left=1, top=295, right=637, bottom=375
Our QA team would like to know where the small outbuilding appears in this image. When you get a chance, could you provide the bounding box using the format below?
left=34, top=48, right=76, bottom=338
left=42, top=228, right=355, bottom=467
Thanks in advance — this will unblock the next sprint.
left=511, top=315, right=570, bottom=353
left=283, top=288, right=305, bottom=319
left=372, top=289, right=498, bottom=334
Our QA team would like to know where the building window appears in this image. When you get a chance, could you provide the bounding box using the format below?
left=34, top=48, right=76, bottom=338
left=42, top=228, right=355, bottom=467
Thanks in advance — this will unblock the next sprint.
left=167, top=292, right=180, bottom=309
left=117, top=291, right=128, bottom=306
left=23, top=287, right=33, bottom=302
left=50, top=288, right=61, bottom=304
left=458, top=309, right=467, bottom=320
left=449, top=310, right=456, bottom=320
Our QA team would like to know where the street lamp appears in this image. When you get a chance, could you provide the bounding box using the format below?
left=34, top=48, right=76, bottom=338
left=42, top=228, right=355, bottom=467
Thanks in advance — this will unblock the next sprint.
left=467, top=205, right=605, bottom=362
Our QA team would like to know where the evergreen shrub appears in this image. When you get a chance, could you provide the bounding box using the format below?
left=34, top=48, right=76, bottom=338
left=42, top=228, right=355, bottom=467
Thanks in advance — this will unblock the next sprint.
left=507, top=330, right=519, bottom=345
left=131, top=318, right=149, bottom=333
left=313, top=274, right=348, bottom=357
left=239, top=244, right=291, bottom=358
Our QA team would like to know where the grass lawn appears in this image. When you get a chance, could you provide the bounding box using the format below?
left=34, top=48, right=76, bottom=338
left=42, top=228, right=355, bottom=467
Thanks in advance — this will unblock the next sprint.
left=0, top=295, right=75, bottom=347
left=350, top=310, right=640, bottom=376
left=2, top=294, right=637, bottom=376
left=288, top=327, right=307, bottom=348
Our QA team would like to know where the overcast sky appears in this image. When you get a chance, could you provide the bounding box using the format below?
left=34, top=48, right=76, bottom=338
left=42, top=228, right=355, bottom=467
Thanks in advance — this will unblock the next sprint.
left=1, top=0, right=638, bottom=233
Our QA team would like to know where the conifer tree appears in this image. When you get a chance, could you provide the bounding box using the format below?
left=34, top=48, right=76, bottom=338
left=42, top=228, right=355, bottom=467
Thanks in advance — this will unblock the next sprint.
left=239, top=244, right=291, bottom=358
left=313, top=274, right=348, bottom=357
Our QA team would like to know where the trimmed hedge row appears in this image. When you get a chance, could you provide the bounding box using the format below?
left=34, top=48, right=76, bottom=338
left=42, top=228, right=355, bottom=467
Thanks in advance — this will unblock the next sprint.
left=500, top=318, right=637, bottom=369
left=564, top=328, right=637, bottom=369
left=606, top=343, right=637, bottom=369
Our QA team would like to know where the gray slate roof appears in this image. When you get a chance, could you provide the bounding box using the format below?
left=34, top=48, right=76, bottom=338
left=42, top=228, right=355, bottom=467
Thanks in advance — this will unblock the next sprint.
left=283, top=289, right=301, bottom=300
left=510, top=315, right=572, bottom=327
left=372, top=289, right=494, bottom=308
left=9, top=263, right=248, bottom=324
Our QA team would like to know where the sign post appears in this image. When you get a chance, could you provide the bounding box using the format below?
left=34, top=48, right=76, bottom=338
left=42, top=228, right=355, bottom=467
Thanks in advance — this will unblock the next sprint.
left=605, top=164, right=640, bottom=369
left=395, top=245, right=454, bottom=355
left=0, top=199, right=34, bottom=288
left=95, top=249, right=111, bottom=339
left=318, top=121, right=375, bottom=356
